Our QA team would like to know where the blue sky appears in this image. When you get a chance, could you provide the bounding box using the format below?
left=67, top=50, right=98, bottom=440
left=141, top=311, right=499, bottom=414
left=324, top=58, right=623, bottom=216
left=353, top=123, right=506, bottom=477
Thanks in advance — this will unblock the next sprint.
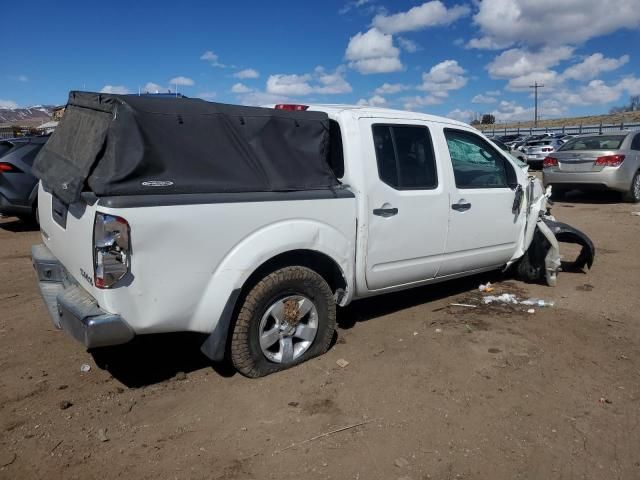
left=2, top=0, right=640, bottom=123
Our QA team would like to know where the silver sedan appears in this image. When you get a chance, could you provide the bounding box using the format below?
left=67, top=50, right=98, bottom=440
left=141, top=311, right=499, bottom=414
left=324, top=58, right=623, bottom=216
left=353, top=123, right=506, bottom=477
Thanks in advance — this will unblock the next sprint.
left=543, top=131, right=640, bottom=202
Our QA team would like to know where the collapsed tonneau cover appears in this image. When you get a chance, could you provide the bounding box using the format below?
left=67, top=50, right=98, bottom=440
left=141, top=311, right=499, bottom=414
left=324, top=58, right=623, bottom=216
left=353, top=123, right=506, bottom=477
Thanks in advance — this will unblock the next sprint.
left=33, top=91, right=339, bottom=204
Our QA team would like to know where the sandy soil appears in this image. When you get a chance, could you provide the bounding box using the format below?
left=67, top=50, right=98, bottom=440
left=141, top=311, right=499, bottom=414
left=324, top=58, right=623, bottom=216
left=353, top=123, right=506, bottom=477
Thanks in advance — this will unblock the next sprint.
left=1, top=191, right=639, bottom=480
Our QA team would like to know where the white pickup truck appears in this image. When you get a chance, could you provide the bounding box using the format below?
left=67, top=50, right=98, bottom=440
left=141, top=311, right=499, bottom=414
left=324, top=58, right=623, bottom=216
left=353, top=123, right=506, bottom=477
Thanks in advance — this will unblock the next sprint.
left=31, top=92, right=594, bottom=377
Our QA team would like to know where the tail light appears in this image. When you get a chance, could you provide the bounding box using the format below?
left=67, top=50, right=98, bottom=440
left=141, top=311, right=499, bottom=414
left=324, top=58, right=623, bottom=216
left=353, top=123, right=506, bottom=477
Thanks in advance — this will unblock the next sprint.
left=274, top=104, right=309, bottom=111
left=595, top=154, right=625, bottom=167
left=93, top=213, right=130, bottom=289
left=543, top=157, right=558, bottom=168
left=0, top=162, right=21, bottom=173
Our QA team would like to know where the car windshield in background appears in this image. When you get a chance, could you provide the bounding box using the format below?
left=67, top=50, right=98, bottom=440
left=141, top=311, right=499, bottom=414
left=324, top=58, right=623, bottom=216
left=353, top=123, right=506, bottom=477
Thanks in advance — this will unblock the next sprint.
left=559, top=135, right=625, bottom=151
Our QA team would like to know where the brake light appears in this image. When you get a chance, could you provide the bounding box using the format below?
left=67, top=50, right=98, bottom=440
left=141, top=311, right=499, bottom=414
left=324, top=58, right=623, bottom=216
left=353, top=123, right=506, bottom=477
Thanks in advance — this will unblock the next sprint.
left=274, top=104, right=309, bottom=111
left=543, top=157, right=558, bottom=168
left=0, top=162, right=19, bottom=172
left=93, top=213, right=130, bottom=289
left=594, top=154, right=625, bottom=167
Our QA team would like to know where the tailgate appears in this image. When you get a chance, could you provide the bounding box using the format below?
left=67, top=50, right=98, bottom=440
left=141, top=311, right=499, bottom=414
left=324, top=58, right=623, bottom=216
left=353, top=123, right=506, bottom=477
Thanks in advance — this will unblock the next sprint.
left=38, top=184, right=99, bottom=297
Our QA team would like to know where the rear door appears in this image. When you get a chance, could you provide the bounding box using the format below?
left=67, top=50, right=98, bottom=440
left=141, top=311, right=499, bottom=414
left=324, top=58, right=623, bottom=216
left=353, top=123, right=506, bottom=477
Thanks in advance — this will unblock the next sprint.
left=437, top=128, right=523, bottom=276
left=362, top=119, right=449, bottom=291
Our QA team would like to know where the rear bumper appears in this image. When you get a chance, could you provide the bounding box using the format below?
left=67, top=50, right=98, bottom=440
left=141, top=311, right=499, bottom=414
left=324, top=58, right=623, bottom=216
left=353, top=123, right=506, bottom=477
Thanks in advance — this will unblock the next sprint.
left=543, top=167, right=632, bottom=192
left=31, top=243, right=134, bottom=348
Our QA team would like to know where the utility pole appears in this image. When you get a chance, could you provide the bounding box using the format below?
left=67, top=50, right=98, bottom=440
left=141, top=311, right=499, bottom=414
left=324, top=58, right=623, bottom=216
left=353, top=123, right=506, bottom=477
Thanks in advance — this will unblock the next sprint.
left=529, top=81, right=545, bottom=127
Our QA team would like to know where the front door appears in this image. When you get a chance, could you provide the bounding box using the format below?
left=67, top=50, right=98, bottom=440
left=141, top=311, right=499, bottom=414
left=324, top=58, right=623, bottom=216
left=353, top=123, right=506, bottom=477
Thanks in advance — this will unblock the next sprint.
left=437, top=128, right=523, bottom=277
left=363, top=120, right=450, bottom=291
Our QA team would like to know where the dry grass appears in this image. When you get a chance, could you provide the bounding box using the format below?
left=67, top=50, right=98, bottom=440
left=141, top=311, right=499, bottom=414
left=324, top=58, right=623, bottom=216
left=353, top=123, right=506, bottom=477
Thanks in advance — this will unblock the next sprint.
left=477, top=110, right=640, bottom=131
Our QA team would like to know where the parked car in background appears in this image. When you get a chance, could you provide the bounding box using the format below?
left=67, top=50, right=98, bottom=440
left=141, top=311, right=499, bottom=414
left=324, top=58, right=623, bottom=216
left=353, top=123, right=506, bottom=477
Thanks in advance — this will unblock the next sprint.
left=0, top=136, right=48, bottom=223
left=491, top=138, right=528, bottom=164
left=543, top=131, right=640, bottom=202
left=523, top=138, right=565, bottom=169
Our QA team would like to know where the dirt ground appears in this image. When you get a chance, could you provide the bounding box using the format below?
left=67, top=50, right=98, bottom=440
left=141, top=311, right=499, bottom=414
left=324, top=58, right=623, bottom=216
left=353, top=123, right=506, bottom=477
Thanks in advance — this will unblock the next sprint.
left=1, top=190, right=640, bottom=480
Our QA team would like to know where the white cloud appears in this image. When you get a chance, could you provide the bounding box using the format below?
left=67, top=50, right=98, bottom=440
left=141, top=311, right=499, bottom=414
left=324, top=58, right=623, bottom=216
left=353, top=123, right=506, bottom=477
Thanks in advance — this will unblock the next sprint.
left=0, top=99, right=19, bottom=109
left=490, top=100, right=533, bottom=121
left=200, top=51, right=226, bottom=67
left=403, top=94, right=445, bottom=110
left=143, top=82, right=164, bottom=93
left=339, top=0, right=372, bottom=15
left=231, top=83, right=253, bottom=94
left=447, top=108, right=476, bottom=123
left=266, top=74, right=314, bottom=96
left=397, top=37, right=419, bottom=53
left=169, top=76, right=195, bottom=86
left=471, top=0, right=640, bottom=49
left=374, top=82, right=409, bottom=95
left=314, top=66, right=353, bottom=94
left=562, top=53, right=629, bottom=81
left=237, top=91, right=290, bottom=107
left=345, top=28, right=403, bottom=74
left=357, top=94, right=387, bottom=107
left=472, top=94, right=498, bottom=104
left=197, top=91, right=217, bottom=100
left=466, top=36, right=512, bottom=50
left=372, top=1, right=470, bottom=34
left=486, top=90, right=501, bottom=96
left=418, top=60, right=467, bottom=97
left=265, top=67, right=352, bottom=96
left=486, top=46, right=573, bottom=91
left=234, top=68, right=260, bottom=79
left=17, top=75, right=28, bottom=82
left=100, top=85, right=129, bottom=94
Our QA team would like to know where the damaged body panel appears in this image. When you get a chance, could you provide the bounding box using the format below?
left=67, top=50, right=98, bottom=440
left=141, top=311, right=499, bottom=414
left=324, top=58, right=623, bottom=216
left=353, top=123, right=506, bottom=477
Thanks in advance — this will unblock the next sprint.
left=509, top=178, right=595, bottom=285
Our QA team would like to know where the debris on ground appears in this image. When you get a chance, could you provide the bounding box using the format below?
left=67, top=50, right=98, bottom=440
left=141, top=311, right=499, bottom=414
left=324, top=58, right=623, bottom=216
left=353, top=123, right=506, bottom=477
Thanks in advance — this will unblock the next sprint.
left=394, top=457, right=410, bottom=468
left=483, top=293, right=519, bottom=305
left=336, top=359, right=350, bottom=368
left=97, top=428, right=109, bottom=442
left=449, top=303, right=477, bottom=308
left=174, top=371, right=187, bottom=381
left=80, top=364, right=91, bottom=373
left=479, top=282, right=495, bottom=293
left=521, top=298, right=555, bottom=307
left=58, top=400, right=73, bottom=410
left=598, top=397, right=613, bottom=405
left=631, top=211, right=640, bottom=216
left=287, top=401, right=299, bottom=407
left=435, top=328, right=443, bottom=333
left=527, top=309, right=536, bottom=314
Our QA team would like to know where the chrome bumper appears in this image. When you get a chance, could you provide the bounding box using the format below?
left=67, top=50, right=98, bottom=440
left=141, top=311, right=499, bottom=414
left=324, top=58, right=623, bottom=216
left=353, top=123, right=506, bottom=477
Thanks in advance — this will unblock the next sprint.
left=31, top=243, right=134, bottom=348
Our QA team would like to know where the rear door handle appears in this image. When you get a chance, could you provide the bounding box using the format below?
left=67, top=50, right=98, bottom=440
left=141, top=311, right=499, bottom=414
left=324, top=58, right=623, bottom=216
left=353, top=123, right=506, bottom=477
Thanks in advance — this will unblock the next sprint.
left=373, top=207, right=398, bottom=217
left=451, top=202, right=471, bottom=212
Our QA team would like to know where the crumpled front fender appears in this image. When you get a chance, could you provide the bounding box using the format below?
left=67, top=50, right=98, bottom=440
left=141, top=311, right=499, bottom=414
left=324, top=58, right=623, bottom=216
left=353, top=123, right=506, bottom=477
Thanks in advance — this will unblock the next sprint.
left=541, top=218, right=595, bottom=270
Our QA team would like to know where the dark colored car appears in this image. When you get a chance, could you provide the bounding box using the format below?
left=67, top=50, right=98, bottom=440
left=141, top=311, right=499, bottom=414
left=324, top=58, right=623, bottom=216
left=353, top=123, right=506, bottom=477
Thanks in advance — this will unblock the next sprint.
left=0, top=136, right=49, bottom=222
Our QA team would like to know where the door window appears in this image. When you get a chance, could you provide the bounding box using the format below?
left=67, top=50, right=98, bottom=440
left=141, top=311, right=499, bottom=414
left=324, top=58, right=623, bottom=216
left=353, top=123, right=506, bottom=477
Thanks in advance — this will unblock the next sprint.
left=372, top=125, right=437, bottom=190
left=444, top=129, right=513, bottom=189
left=631, top=133, right=640, bottom=151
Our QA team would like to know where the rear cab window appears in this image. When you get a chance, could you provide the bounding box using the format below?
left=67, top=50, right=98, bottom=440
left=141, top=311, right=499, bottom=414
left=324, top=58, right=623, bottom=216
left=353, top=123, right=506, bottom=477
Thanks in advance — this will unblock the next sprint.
left=371, top=124, right=437, bottom=190
left=444, top=129, right=516, bottom=189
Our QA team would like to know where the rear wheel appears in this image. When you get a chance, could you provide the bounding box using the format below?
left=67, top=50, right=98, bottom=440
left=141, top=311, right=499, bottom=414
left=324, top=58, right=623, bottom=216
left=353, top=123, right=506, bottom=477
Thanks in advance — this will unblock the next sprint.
left=230, top=266, right=336, bottom=378
left=623, top=171, right=640, bottom=203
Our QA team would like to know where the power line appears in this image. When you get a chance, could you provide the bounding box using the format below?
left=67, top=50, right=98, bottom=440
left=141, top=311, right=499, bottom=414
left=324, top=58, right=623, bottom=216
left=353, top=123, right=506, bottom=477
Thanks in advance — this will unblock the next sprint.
left=529, top=81, right=545, bottom=127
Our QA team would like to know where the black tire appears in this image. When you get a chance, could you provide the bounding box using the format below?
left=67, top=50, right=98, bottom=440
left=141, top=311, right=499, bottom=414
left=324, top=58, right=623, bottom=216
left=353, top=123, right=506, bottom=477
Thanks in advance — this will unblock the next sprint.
left=230, top=266, right=336, bottom=378
left=623, top=171, right=640, bottom=203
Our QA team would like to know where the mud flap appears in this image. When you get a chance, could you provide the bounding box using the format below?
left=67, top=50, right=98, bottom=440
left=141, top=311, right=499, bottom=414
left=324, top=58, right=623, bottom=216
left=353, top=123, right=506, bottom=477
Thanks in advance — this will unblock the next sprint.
left=541, top=218, right=595, bottom=271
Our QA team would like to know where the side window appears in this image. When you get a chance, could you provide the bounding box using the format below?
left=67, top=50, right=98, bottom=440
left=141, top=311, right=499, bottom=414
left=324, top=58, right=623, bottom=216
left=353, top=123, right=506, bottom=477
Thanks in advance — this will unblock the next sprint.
left=444, top=129, right=513, bottom=189
left=327, top=120, right=344, bottom=178
left=631, top=133, right=640, bottom=151
left=372, top=124, right=437, bottom=190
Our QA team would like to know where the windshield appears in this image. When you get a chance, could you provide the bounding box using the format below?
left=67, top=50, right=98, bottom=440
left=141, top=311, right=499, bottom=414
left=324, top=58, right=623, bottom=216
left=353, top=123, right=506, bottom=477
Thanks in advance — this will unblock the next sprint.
left=529, top=141, right=551, bottom=146
left=559, top=135, right=625, bottom=151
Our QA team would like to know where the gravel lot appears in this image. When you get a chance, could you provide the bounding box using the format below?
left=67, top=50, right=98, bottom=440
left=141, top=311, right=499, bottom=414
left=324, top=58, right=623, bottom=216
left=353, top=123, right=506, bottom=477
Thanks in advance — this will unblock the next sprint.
left=1, top=191, right=639, bottom=480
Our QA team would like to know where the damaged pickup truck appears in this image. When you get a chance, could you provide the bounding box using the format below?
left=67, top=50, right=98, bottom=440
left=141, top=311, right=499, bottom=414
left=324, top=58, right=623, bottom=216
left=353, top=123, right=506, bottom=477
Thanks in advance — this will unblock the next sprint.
left=31, top=92, right=594, bottom=377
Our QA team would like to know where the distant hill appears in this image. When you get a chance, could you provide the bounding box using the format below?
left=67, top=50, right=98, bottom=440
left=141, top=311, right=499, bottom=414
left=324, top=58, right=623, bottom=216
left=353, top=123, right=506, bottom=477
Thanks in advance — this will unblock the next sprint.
left=477, top=110, right=640, bottom=131
left=0, top=105, right=55, bottom=125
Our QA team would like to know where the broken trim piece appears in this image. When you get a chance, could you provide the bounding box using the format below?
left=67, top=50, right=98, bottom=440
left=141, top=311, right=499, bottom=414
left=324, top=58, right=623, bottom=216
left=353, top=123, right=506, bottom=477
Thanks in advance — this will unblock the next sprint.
left=541, top=219, right=595, bottom=271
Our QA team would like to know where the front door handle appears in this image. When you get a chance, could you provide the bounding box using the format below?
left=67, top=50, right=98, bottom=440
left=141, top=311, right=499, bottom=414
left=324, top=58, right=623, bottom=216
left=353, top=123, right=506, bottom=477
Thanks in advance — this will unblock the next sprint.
left=373, top=207, right=398, bottom=217
left=451, top=202, right=471, bottom=212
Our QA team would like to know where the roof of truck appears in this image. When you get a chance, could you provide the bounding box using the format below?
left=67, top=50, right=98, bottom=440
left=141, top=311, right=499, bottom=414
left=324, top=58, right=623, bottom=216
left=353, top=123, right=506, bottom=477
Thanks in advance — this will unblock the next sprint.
left=266, top=103, right=472, bottom=129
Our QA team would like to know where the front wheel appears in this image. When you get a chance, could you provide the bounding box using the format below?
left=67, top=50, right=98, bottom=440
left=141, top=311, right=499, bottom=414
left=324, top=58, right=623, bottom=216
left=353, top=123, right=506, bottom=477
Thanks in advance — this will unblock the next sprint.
left=623, top=171, right=640, bottom=203
left=230, top=266, right=336, bottom=378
